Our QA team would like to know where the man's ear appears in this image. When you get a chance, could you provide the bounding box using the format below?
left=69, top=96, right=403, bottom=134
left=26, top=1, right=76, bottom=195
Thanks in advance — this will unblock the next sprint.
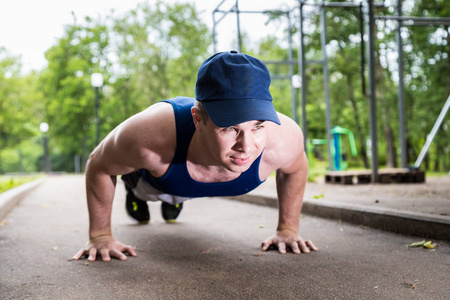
left=191, top=106, right=203, bottom=128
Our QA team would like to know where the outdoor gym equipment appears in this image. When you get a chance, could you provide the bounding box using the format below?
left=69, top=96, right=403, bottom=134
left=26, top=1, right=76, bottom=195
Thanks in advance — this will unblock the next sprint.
left=212, top=0, right=450, bottom=182
left=330, top=126, right=357, bottom=171
left=414, top=94, right=450, bottom=169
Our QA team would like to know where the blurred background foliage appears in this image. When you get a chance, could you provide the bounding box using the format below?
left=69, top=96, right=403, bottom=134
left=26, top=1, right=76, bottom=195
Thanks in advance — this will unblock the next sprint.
left=0, top=0, right=449, bottom=176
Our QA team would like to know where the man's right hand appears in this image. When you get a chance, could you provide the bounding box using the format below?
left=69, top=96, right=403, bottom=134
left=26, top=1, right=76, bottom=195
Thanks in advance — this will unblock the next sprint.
left=72, top=235, right=137, bottom=262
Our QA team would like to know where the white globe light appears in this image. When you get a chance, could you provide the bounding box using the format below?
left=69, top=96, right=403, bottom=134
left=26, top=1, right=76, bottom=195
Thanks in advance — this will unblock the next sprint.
left=40, top=122, right=49, bottom=133
left=291, top=74, right=301, bottom=88
left=91, top=73, right=104, bottom=87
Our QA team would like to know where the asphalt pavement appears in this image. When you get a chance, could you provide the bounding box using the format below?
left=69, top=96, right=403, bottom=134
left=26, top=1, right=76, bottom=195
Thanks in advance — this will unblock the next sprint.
left=232, top=174, right=450, bottom=240
left=1, top=175, right=449, bottom=300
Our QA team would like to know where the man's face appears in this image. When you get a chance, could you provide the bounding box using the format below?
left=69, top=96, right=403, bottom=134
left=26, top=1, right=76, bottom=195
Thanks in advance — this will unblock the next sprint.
left=200, top=118, right=269, bottom=173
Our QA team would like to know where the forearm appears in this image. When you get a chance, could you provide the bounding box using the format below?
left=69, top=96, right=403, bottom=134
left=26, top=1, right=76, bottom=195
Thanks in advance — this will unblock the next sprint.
left=276, top=155, right=308, bottom=233
left=86, top=164, right=117, bottom=239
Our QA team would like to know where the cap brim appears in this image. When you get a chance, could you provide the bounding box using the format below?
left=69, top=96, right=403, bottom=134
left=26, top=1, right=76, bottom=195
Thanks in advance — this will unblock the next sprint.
left=202, top=99, right=281, bottom=127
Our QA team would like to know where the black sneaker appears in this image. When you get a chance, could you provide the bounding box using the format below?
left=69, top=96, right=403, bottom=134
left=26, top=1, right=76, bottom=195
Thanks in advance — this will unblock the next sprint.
left=125, top=186, right=150, bottom=224
left=161, top=202, right=183, bottom=223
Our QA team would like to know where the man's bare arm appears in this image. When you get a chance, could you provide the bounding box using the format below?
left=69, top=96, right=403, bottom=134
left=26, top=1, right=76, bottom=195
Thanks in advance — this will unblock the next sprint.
left=72, top=103, right=175, bottom=261
left=72, top=138, right=138, bottom=261
left=261, top=115, right=318, bottom=254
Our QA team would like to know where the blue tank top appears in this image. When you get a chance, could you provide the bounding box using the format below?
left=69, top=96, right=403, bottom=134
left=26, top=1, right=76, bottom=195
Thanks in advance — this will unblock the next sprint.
left=138, top=97, right=265, bottom=198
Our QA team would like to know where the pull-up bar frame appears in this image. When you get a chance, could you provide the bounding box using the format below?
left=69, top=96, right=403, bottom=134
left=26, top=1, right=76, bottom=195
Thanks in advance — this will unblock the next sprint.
left=212, top=0, right=450, bottom=182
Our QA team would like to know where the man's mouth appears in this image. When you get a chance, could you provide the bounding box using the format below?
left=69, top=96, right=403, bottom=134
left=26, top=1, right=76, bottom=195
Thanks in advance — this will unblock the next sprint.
left=231, top=156, right=250, bottom=166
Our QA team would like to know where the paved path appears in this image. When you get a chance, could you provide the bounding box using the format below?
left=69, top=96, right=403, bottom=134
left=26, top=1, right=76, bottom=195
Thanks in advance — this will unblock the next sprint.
left=1, top=175, right=449, bottom=300
left=236, top=175, right=450, bottom=240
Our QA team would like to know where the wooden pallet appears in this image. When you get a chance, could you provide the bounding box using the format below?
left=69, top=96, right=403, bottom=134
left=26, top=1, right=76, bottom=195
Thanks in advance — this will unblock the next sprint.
left=325, top=169, right=425, bottom=185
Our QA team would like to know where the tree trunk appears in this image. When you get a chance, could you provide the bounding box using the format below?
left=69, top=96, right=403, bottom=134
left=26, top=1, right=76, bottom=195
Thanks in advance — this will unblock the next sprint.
left=447, top=26, right=450, bottom=93
left=384, top=125, right=397, bottom=168
left=434, top=144, right=440, bottom=172
left=347, top=77, right=369, bottom=168
left=406, top=138, right=415, bottom=166
left=424, top=133, right=429, bottom=170
left=374, top=51, right=397, bottom=169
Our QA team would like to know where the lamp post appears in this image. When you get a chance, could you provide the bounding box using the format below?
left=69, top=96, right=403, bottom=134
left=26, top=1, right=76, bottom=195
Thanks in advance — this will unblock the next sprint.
left=39, top=122, right=50, bottom=173
left=91, top=73, right=103, bottom=145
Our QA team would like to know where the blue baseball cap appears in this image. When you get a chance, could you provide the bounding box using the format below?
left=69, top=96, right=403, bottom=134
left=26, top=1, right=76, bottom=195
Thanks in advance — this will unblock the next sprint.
left=195, top=51, right=280, bottom=127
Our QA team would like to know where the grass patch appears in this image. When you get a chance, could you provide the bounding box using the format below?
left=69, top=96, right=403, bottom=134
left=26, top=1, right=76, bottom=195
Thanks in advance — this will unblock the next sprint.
left=308, top=159, right=329, bottom=182
left=0, top=175, right=42, bottom=194
left=425, top=171, right=449, bottom=178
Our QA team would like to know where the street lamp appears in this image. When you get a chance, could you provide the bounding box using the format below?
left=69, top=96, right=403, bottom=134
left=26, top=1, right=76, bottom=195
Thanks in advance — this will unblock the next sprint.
left=91, top=73, right=103, bottom=145
left=291, top=74, right=301, bottom=89
left=39, top=122, right=50, bottom=173
left=39, top=122, right=49, bottom=133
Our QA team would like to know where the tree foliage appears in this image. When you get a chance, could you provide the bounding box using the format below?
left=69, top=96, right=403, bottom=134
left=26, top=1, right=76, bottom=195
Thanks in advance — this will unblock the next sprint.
left=255, top=0, right=450, bottom=171
left=0, top=0, right=448, bottom=174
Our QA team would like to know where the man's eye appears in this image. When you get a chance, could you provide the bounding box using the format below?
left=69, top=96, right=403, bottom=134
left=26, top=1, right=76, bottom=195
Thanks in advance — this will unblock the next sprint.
left=225, top=127, right=236, bottom=132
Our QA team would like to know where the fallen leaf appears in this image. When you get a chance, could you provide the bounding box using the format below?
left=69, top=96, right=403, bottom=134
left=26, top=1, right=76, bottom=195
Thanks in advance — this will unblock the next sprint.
left=406, top=240, right=426, bottom=248
left=406, top=240, right=437, bottom=249
left=423, top=241, right=435, bottom=249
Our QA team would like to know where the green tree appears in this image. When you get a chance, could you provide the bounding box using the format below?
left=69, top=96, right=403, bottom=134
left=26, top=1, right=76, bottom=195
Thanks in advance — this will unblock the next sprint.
left=39, top=17, right=110, bottom=171
left=38, top=1, right=210, bottom=172
left=109, top=1, right=210, bottom=125
left=257, top=35, right=297, bottom=118
left=0, top=48, right=44, bottom=173
left=403, top=0, right=450, bottom=171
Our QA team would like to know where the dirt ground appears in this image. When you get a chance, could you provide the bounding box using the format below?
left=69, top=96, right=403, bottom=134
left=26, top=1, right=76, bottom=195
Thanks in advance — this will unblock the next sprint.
left=303, top=175, right=450, bottom=216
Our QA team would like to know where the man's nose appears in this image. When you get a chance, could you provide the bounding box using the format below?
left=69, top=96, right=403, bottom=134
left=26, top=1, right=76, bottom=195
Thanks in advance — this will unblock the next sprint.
left=234, top=131, right=252, bottom=153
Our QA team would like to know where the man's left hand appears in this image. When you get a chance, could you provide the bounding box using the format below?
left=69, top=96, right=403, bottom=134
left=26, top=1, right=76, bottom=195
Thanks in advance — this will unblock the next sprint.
left=261, top=229, right=318, bottom=254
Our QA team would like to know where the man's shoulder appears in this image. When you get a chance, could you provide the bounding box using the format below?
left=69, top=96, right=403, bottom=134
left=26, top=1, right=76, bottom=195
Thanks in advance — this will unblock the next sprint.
left=117, top=102, right=177, bottom=152
left=262, top=113, right=304, bottom=168
left=268, top=113, right=303, bottom=147
left=123, top=96, right=196, bottom=143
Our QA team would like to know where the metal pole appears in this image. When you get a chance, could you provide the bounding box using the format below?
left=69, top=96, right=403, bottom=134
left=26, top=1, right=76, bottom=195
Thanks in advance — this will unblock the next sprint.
left=95, top=86, right=100, bottom=145
left=375, top=16, right=450, bottom=24
left=414, top=94, right=450, bottom=169
left=44, top=134, right=50, bottom=173
left=301, top=1, right=385, bottom=8
left=396, top=0, right=407, bottom=168
left=235, top=0, right=242, bottom=52
left=366, top=0, right=379, bottom=182
left=74, top=155, right=80, bottom=174
left=213, top=10, right=217, bottom=53
left=298, top=0, right=308, bottom=149
left=359, top=3, right=366, bottom=96
left=320, top=2, right=333, bottom=171
left=287, top=13, right=298, bottom=124
left=82, top=135, right=87, bottom=172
